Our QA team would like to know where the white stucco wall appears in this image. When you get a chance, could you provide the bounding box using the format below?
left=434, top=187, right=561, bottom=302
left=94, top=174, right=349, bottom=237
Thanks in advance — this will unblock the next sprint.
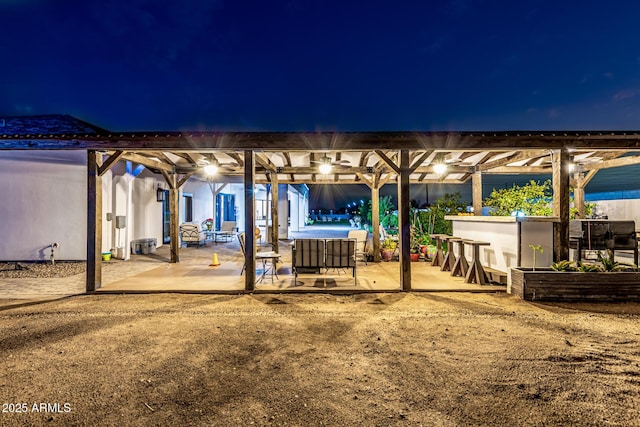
left=592, top=198, right=640, bottom=228
left=0, top=153, right=306, bottom=262
left=182, top=179, right=214, bottom=225
left=0, top=151, right=88, bottom=261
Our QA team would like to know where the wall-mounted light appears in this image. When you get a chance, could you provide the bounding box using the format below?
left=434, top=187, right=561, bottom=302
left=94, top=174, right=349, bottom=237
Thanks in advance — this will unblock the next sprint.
left=156, top=187, right=166, bottom=202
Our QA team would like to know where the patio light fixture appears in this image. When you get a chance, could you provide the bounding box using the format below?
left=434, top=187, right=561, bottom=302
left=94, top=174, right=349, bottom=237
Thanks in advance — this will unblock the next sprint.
left=433, top=162, right=447, bottom=175
left=318, top=159, right=332, bottom=174
left=204, top=164, right=218, bottom=175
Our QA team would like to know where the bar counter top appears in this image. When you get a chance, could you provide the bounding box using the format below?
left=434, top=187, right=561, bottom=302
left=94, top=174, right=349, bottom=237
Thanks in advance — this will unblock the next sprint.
left=444, top=215, right=559, bottom=223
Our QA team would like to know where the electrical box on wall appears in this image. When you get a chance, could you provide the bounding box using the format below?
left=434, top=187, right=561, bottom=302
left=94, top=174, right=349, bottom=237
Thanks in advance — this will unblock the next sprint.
left=106, top=213, right=113, bottom=221
left=115, top=215, right=126, bottom=229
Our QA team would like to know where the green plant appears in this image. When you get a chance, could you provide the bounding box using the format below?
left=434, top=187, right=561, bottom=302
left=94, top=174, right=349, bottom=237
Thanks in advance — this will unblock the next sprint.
left=529, top=244, right=544, bottom=271
left=598, top=250, right=627, bottom=272
left=578, top=262, right=601, bottom=272
left=418, top=234, right=433, bottom=246
left=357, top=195, right=397, bottom=228
left=484, top=179, right=596, bottom=219
left=410, top=240, right=422, bottom=254
left=484, top=180, right=553, bottom=217
left=426, top=192, right=467, bottom=236
left=551, top=260, right=577, bottom=271
left=381, top=237, right=397, bottom=250
left=570, top=201, right=597, bottom=219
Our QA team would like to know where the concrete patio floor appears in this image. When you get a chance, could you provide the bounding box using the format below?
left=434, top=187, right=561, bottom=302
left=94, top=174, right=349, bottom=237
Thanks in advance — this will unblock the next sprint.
left=98, top=224, right=506, bottom=294
left=0, top=225, right=505, bottom=302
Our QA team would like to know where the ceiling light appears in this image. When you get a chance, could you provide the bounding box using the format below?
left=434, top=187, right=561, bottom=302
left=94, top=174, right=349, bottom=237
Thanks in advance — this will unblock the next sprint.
left=319, top=162, right=332, bottom=174
left=204, top=164, right=218, bottom=175
left=433, top=163, right=447, bottom=175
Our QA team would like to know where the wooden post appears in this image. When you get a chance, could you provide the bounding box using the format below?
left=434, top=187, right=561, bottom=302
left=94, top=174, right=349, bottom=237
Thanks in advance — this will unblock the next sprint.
left=271, top=174, right=279, bottom=253
left=552, top=148, right=570, bottom=262
left=169, top=182, right=180, bottom=263
left=573, top=172, right=586, bottom=218
left=86, top=151, right=102, bottom=292
left=371, top=185, right=381, bottom=262
left=244, top=150, right=256, bottom=291
left=472, top=170, right=483, bottom=215
left=398, top=150, right=411, bottom=291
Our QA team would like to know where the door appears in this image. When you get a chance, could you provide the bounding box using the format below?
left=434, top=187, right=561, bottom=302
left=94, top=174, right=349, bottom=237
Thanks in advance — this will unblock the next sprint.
left=216, top=193, right=236, bottom=229
left=161, top=190, right=170, bottom=244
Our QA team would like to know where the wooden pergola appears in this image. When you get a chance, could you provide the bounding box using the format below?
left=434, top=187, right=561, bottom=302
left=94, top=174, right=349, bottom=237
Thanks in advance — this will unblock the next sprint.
left=3, top=129, right=640, bottom=293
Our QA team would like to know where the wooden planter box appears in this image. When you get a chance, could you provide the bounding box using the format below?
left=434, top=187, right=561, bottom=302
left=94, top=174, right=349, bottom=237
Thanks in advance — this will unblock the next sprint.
left=509, top=267, right=640, bottom=301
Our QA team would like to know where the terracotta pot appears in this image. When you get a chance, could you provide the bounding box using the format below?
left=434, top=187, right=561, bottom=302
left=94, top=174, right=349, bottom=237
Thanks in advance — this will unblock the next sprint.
left=381, top=249, right=394, bottom=261
left=410, top=253, right=420, bottom=262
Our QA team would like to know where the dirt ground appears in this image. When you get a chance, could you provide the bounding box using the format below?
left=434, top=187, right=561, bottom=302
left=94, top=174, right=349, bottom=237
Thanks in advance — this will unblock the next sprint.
left=0, top=292, right=639, bottom=426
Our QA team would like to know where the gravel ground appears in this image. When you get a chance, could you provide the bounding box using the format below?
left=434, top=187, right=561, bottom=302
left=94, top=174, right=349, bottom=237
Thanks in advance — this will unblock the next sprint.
left=0, top=262, right=85, bottom=279
left=1, top=292, right=639, bottom=426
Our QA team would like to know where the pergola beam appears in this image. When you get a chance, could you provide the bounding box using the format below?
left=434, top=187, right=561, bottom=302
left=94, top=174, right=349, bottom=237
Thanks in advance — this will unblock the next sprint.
left=98, top=150, right=124, bottom=176
left=121, top=152, right=174, bottom=172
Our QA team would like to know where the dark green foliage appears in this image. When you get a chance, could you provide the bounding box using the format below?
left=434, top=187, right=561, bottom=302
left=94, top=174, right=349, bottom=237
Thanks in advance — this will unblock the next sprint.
left=428, top=192, right=467, bottom=236
left=358, top=195, right=396, bottom=227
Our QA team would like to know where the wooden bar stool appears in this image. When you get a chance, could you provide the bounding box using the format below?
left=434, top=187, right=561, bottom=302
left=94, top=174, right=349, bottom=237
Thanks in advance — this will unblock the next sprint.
left=441, top=236, right=459, bottom=272
left=429, top=234, right=448, bottom=267
left=450, top=238, right=469, bottom=277
left=463, top=240, right=491, bottom=285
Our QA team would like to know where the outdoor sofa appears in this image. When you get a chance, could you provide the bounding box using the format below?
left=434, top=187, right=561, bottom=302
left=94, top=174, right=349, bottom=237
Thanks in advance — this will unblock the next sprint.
left=292, top=238, right=357, bottom=285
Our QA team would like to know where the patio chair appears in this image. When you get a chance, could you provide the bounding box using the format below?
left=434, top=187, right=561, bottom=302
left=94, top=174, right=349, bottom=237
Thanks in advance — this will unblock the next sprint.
left=179, top=223, right=206, bottom=247
left=348, top=229, right=368, bottom=265
left=238, top=232, right=276, bottom=275
left=212, top=220, right=236, bottom=243
left=379, top=224, right=398, bottom=242
left=221, top=221, right=237, bottom=233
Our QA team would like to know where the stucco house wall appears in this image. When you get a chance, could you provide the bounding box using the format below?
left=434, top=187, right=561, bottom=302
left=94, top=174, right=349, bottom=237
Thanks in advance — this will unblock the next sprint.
left=0, top=151, right=88, bottom=261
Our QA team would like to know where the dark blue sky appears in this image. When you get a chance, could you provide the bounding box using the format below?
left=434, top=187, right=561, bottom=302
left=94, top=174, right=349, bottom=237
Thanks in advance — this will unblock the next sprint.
left=3, top=1, right=640, bottom=210
left=3, top=0, right=640, bottom=132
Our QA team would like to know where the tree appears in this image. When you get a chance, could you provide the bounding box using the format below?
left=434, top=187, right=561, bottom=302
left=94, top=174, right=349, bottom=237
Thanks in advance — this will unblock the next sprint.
left=484, top=179, right=596, bottom=218
left=484, top=180, right=553, bottom=216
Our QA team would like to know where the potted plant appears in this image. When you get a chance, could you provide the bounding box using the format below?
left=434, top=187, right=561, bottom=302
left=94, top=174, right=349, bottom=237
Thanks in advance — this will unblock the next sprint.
left=410, top=241, right=422, bottom=262
left=381, top=237, right=397, bottom=261
left=418, top=235, right=435, bottom=257
left=204, top=218, right=214, bottom=230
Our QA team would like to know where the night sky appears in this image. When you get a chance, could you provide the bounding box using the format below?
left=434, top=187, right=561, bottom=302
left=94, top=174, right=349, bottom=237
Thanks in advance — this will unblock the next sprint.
left=2, top=1, right=640, bottom=208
